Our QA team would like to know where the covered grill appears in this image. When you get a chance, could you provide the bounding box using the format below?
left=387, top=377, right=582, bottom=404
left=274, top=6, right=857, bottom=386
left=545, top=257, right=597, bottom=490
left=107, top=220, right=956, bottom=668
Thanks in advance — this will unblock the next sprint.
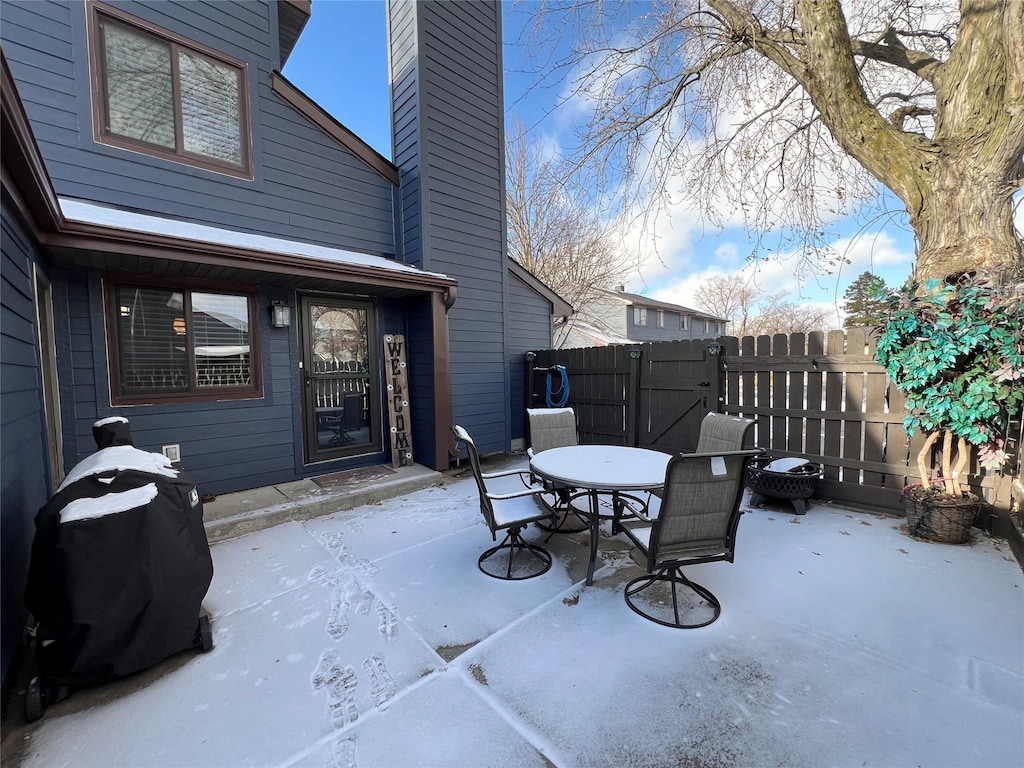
left=23, top=417, right=214, bottom=719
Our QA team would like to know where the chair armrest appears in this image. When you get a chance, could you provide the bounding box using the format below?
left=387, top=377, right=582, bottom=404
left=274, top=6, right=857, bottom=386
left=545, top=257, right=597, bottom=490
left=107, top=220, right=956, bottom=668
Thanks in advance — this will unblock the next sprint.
left=616, top=494, right=653, bottom=522
left=481, top=467, right=533, bottom=481
left=616, top=518, right=652, bottom=555
left=486, top=487, right=547, bottom=502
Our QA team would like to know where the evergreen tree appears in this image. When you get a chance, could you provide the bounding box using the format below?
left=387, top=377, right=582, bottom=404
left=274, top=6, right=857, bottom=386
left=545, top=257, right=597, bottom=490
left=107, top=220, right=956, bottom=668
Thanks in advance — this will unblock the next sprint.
left=842, top=272, right=888, bottom=328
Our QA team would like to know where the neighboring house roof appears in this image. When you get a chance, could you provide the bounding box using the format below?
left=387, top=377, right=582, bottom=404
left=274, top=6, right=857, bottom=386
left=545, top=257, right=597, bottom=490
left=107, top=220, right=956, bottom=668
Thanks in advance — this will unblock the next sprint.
left=508, top=260, right=573, bottom=317
left=554, top=318, right=631, bottom=348
left=597, top=287, right=727, bottom=322
left=270, top=72, right=399, bottom=185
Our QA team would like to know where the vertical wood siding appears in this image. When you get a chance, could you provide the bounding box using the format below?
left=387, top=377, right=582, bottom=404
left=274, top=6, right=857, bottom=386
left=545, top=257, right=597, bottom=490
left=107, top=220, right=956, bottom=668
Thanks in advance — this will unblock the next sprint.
left=0, top=207, right=50, bottom=683
left=389, top=0, right=509, bottom=455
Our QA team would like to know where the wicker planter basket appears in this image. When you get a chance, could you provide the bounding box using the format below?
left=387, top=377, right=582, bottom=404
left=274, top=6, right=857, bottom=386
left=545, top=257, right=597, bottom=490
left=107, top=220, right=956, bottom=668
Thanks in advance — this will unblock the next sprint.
left=902, top=486, right=980, bottom=544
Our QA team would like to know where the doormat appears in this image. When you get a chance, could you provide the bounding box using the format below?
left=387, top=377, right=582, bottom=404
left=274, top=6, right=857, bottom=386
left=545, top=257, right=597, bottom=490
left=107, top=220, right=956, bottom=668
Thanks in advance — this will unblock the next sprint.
left=312, top=465, right=395, bottom=489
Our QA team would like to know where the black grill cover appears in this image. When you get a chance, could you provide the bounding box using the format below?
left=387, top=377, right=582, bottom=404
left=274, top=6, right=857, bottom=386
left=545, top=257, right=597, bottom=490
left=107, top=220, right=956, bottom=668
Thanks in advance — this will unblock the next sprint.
left=25, top=418, right=214, bottom=685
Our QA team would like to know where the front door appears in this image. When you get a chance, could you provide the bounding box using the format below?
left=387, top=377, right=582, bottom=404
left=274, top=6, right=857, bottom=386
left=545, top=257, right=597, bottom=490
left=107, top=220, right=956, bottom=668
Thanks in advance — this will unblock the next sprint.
left=300, top=296, right=381, bottom=463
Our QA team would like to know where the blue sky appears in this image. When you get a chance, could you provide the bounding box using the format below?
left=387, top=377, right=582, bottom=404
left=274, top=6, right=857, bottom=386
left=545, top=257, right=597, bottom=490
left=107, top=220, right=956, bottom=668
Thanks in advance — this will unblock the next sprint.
left=283, top=0, right=925, bottom=323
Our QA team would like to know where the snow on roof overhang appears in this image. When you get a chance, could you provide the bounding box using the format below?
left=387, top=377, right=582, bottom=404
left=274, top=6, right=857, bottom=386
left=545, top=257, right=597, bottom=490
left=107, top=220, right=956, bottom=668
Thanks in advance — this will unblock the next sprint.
left=55, top=198, right=456, bottom=296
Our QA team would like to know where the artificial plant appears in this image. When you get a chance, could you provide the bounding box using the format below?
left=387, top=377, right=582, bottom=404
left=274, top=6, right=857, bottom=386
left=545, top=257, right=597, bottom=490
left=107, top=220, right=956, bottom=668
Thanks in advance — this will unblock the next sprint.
left=875, top=271, right=1024, bottom=496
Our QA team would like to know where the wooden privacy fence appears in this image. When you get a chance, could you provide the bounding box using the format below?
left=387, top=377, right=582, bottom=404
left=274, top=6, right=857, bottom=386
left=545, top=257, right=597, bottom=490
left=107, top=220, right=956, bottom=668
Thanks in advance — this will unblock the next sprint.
left=528, top=328, right=1020, bottom=517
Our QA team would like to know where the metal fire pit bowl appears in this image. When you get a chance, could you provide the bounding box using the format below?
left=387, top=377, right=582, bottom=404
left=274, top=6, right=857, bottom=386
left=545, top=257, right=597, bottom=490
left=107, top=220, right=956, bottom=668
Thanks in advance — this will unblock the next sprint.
left=747, top=456, right=820, bottom=515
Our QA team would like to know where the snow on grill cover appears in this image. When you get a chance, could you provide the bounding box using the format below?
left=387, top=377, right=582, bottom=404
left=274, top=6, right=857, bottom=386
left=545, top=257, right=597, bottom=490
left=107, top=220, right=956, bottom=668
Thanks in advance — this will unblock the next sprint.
left=25, top=417, right=213, bottom=684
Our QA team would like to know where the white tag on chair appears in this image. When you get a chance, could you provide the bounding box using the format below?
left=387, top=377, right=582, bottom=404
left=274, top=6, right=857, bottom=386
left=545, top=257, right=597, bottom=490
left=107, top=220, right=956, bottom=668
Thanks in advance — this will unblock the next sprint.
left=711, top=456, right=727, bottom=476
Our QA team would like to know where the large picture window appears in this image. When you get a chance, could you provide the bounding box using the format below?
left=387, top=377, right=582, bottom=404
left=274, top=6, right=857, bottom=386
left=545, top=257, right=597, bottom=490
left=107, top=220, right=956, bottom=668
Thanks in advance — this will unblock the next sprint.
left=106, top=279, right=261, bottom=404
left=89, top=3, right=251, bottom=177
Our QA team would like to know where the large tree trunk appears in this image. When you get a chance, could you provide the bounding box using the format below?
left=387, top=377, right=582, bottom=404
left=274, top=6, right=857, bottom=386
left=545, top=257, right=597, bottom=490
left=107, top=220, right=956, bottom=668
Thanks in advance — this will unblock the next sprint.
left=910, top=0, right=1024, bottom=280
left=912, top=159, right=1023, bottom=280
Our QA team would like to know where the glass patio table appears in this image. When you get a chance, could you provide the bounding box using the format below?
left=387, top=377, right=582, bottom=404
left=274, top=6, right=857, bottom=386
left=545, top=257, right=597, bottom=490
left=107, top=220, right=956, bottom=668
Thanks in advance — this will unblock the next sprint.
left=529, top=445, right=671, bottom=586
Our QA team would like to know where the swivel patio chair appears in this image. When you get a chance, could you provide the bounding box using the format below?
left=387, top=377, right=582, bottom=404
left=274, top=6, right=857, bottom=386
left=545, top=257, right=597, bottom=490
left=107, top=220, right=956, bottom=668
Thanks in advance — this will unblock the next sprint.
left=526, top=407, right=589, bottom=534
left=694, top=412, right=756, bottom=453
left=614, top=448, right=764, bottom=628
left=629, top=412, right=757, bottom=521
left=453, top=425, right=556, bottom=580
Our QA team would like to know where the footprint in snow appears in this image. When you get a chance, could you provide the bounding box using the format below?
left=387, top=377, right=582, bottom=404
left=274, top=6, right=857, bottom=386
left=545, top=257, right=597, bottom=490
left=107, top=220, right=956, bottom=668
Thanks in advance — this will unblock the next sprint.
left=376, top=601, right=398, bottom=641
left=362, top=653, right=398, bottom=707
left=324, top=736, right=357, bottom=768
left=327, top=587, right=350, bottom=640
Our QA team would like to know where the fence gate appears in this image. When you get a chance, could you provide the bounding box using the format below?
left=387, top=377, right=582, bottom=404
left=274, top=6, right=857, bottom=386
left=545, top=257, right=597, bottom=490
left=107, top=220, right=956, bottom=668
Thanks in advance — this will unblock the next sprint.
left=637, top=340, right=722, bottom=452
left=527, top=340, right=722, bottom=450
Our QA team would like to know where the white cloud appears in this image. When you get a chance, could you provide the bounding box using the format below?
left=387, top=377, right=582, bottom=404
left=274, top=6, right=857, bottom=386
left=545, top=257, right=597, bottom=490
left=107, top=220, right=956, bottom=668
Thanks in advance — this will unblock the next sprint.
left=646, top=227, right=916, bottom=323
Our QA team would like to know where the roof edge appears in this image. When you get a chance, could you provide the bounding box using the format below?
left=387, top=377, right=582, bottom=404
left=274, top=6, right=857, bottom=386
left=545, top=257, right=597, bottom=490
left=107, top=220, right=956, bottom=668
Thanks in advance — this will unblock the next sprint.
left=508, top=259, right=573, bottom=317
left=1, top=51, right=64, bottom=232
left=597, top=287, right=727, bottom=321
left=271, top=71, right=399, bottom=186
left=277, top=0, right=311, bottom=66
left=52, top=198, right=455, bottom=292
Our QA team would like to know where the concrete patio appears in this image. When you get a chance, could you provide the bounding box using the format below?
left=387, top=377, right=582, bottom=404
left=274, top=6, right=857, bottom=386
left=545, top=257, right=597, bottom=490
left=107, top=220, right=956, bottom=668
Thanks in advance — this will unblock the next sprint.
left=2, top=457, right=1022, bottom=768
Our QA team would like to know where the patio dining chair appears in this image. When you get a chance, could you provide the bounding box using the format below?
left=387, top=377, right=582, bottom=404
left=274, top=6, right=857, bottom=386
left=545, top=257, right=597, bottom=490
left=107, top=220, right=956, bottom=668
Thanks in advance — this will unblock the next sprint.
left=635, top=412, right=756, bottom=517
left=453, top=425, right=556, bottom=580
left=614, top=448, right=764, bottom=628
left=526, top=407, right=589, bottom=535
left=694, top=412, right=756, bottom=453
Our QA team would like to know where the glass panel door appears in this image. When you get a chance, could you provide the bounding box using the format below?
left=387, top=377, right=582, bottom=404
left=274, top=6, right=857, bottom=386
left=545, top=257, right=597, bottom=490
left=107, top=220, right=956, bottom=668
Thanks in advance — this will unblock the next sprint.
left=300, top=297, right=381, bottom=462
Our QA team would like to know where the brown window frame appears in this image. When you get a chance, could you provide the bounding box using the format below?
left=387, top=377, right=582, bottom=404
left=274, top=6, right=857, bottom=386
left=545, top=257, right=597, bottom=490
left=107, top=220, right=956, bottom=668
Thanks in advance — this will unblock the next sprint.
left=104, top=274, right=263, bottom=406
left=87, top=1, right=253, bottom=179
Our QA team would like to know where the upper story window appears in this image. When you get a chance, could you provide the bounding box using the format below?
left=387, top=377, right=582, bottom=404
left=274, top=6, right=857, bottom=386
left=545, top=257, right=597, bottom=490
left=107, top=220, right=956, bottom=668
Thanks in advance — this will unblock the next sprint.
left=680, top=315, right=689, bottom=331
left=105, top=277, right=261, bottom=405
left=89, top=2, right=251, bottom=178
left=633, top=307, right=647, bottom=326
left=656, top=310, right=665, bottom=328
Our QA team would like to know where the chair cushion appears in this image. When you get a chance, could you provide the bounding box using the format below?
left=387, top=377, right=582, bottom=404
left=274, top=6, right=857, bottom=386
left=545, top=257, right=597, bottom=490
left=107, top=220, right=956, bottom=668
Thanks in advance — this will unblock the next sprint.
left=620, top=522, right=728, bottom=562
left=490, top=493, right=551, bottom=529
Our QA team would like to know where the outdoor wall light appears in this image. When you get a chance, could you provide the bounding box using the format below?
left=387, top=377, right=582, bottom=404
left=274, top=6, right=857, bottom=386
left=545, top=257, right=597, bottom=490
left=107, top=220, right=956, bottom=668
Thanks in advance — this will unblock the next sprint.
left=270, top=300, right=292, bottom=328
left=707, top=342, right=723, bottom=356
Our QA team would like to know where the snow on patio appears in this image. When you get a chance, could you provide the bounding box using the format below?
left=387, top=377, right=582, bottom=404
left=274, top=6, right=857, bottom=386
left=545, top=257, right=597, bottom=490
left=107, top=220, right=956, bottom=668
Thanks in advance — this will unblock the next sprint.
left=11, top=467, right=1023, bottom=768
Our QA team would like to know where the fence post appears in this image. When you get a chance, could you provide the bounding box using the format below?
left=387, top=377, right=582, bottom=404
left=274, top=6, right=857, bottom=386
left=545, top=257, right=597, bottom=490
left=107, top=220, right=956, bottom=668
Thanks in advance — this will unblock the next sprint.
left=525, top=351, right=536, bottom=410
left=627, top=347, right=642, bottom=447
left=708, top=339, right=725, bottom=413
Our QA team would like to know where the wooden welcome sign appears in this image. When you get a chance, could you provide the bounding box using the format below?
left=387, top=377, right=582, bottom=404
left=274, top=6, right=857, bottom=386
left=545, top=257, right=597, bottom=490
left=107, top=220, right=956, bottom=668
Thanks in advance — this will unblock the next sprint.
left=383, top=334, right=413, bottom=467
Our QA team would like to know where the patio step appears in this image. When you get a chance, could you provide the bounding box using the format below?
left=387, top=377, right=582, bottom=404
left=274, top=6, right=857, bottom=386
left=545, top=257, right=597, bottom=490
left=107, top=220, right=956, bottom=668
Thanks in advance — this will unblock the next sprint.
left=202, top=463, right=443, bottom=544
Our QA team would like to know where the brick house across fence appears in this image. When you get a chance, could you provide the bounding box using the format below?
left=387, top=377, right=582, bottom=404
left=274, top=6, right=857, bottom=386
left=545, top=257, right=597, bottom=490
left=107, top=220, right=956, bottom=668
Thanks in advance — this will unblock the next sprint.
left=527, top=328, right=1022, bottom=539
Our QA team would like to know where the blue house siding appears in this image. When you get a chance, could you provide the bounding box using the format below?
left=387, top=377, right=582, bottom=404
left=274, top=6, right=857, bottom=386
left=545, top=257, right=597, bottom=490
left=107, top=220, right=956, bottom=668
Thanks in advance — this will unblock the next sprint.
left=0, top=206, right=51, bottom=683
left=41, top=265, right=433, bottom=496
left=1, top=0, right=398, bottom=257
left=52, top=272, right=313, bottom=496
left=628, top=312, right=721, bottom=342
left=389, top=0, right=509, bottom=455
left=508, top=272, right=553, bottom=441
